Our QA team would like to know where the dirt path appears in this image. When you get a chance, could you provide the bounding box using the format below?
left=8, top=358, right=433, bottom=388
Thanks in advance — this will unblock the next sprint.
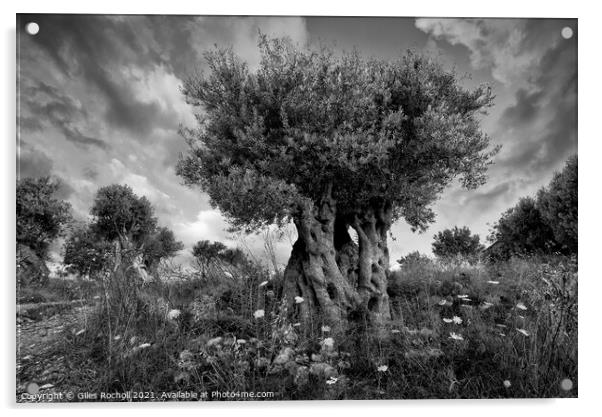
left=16, top=303, right=95, bottom=402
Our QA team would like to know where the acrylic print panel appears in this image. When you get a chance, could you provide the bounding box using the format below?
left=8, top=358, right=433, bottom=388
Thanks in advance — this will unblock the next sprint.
left=16, top=14, right=577, bottom=402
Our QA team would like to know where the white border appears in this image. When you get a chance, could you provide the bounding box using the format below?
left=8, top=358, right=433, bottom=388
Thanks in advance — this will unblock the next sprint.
left=2, top=1, right=599, bottom=416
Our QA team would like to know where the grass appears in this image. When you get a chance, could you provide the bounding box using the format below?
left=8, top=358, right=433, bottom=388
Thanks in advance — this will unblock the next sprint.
left=24, top=254, right=577, bottom=400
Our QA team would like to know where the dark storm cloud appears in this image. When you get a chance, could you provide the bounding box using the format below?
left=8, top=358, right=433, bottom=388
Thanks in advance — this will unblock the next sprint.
left=23, top=80, right=108, bottom=150
left=499, top=31, right=577, bottom=174
left=19, top=14, right=196, bottom=138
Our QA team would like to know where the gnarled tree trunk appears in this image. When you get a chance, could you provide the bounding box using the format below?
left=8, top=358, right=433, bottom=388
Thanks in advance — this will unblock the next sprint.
left=282, top=192, right=360, bottom=331
left=283, top=191, right=393, bottom=332
left=351, top=203, right=393, bottom=326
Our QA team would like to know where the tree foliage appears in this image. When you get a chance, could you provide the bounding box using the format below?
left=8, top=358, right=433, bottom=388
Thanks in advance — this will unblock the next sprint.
left=177, top=36, right=499, bottom=233
left=142, top=227, right=185, bottom=269
left=488, top=197, right=558, bottom=259
left=488, top=156, right=577, bottom=259
left=63, top=224, right=113, bottom=276
left=537, top=156, right=577, bottom=253
left=64, top=184, right=183, bottom=277
left=16, top=176, right=72, bottom=258
left=432, top=226, right=484, bottom=261
left=90, top=184, right=157, bottom=243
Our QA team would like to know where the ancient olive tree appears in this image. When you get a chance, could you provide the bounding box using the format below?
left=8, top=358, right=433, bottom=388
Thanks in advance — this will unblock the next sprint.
left=177, top=37, right=498, bottom=329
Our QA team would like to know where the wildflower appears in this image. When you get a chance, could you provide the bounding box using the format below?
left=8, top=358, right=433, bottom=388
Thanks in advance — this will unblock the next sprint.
left=253, top=309, right=265, bottom=319
left=448, top=332, right=464, bottom=341
left=322, top=337, right=335, bottom=350
left=452, top=316, right=463, bottom=325
left=321, top=325, right=331, bottom=332
left=377, top=365, right=389, bottom=372
left=438, top=299, right=448, bottom=306
left=443, top=318, right=453, bottom=323
left=516, top=328, right=530, bottom=337
left=167, top=309, right=181, bottom=320
left=258, top=280, right=269, bottom=287
left=516, top=302, right=527, bottom=311
left=138, top=343, right=151, bottom=349
left=487, top=280, right=500, bottom=285
left=129, top=336, right=138, bottom=345
left=294, top=296, right=305, bottom=304
left=326, top=376, right=338, bottom=385
left=503, top=380, right=512, bottom=388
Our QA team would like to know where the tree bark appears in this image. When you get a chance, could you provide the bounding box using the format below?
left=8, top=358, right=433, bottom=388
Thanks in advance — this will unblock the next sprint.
left=282, top=191, right=360, bottom=332
left=351, top=203, right=392, bottom=326
left=283, top=190, right=393, bottom=332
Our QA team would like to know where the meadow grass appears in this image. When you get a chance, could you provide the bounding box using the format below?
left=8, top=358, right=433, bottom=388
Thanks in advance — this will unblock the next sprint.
left=53, top=254, right=577, bottom=400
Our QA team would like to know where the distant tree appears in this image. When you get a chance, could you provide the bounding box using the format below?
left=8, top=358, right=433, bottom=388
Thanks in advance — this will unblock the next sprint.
left=432, top=226, right=484, bottom=262
left=488, top=197, right=557, bottom=259
left=177, top=36, right=498, bottom=328
left=90, top=184, right=157, bottom=247
left=64, top=185, right=182, bottom=277
left=63, top=224, right=113, bottom=277
left=397, top=251, right=432, bottom=267
left=537, top=156, right=577, bottom=253
left=142, top=227, right=184, bottom=270
left=191, top=240, right=227, bottom=268
left=17, top=176, right=71, bottom=258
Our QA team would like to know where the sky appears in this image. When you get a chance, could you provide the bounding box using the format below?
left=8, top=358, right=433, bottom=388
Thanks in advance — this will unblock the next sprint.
left=16, top=15, right=577, bottom=266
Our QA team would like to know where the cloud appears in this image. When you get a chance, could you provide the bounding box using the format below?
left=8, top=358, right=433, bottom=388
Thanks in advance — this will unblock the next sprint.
left=415, top=18, right=540, bottom=86
left=17, top=143, right=53, bottom=178
left=186, top=16, right=309, bottom=70
left=22, top=81, right=108, bottom=150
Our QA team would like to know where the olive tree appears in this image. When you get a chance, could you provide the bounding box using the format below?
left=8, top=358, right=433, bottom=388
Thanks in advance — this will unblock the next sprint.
left=177, top=36, right=498, bottom=329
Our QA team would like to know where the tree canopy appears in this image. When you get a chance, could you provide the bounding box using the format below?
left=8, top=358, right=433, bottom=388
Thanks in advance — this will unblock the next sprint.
left=17, top=176, right=72, bottom=258
left=64, top=184, right=183, bottom=276
left=90, top=184, right=157, bottom=243
left=488, top=155, right=577, bottom=259
left=537, top=155, right=577, bottom=253
left=432, top=226, right=484, bottom=261
left=177, top=36, right=499, bottom=233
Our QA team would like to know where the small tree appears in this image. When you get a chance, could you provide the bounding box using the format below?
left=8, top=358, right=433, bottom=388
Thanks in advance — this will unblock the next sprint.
left=90, top=184, right=157, bottom=248
left=432, top=226, right=484, bottom=263
left=192, top=240, right=227, bottom=268
left=17, top=176, right=72, bottom=258
left=142, top=227, right=184, bottom=271
left=537, top=156, right=577, bottom=254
